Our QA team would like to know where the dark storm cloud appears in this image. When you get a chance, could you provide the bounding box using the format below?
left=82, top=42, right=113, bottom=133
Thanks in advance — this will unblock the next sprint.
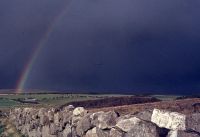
left=0, top=0, right=200, bottom=94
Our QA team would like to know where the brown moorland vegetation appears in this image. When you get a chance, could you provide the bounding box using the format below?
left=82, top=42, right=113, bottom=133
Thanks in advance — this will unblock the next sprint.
left=89, top=98, right=200, bottom=115
left=61, top=96, right=161, bottom=109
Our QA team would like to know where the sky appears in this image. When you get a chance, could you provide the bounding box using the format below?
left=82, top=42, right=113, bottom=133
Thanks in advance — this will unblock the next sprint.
left=0, top=0, right=200, bottom=94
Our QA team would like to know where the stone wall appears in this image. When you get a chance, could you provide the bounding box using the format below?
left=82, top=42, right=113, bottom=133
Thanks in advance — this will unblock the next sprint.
left=9, top=106, right=200, bottom=137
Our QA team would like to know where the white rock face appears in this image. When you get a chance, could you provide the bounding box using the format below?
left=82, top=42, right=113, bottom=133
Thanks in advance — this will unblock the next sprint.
left=151, top=109, right=186, bottom=130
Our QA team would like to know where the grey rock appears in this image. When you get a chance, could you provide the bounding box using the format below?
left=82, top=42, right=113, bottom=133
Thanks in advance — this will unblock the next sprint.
left=110, top=128, right=124, bottom=137
left=134, top=109, right=153, bottom=121
left=116, top=116, right=159, bottom=137
left=62, top=124, right=77, bottom=137
left=49, top=123, right=60, bottom=135
left=76, top=114, right=92, bottom=136
left=63, top=105, right=75, bottom=112
left=48, top=110, right=54, bottom=122
left=42, top=125, right=57, bottom=137
left=28, top=129, right=42, bottom=137
left=85, top=127, right=109, bottom=137
left=90, top=111, right=118, bottom=129
left=38, top=108, right=47, bottom=117
left=54, top=112, right=62, bottom=125
left=62, top=111, right=73, bottom=126
left=186, top=113, right=200, bottom=133
left=40, top=115, right=49, bottom=126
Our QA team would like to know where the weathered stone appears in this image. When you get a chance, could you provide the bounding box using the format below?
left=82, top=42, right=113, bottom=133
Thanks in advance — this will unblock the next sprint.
left=48, top=110, right=54, bottom=122
left=192, top=103, right=200, bottom=113
left=63, top=105, right=75, bottom=112
left=110, top=128, right=124, bottom=137
left=116, top=116, right=159, bottom=137
left=23, top=108, right=33, bottom=114
left=54, top=112, right=62, bottom=125
left=28, top=129, right=42, bottom=137
left=134, top=109, right=153, bottom=121
left=167, top=130, right=200, bottom=137
left=90, top=111, right=118, bottom=129
left=186, top=113, right=200, bottom=133
left=25, top=114, right=32, bottom=123
left=49, top=123, right=60, bottom=135
left=151, top=109, right=186, bottom=130
left=76, top=114, right=92, bottom=136
left=21, top=124, right=30, bottom=136
left=42, top=125, right=57, bottom=137
left=14, top=108, right=22, bottom=114
left=124, top=121, right=159, bottom=137
left=73, top=107, right=87, bottom=116
left=38, top=108, right=47, bottom=117
left=40, top=115, right=49, bottom=126
left=116, top=117, right=141, bottom=132
left=12, top=107, right=200, bottom=137
left=62, top=111, right=73, bottom=126
left=62, top=124, right=74, bottom=137
left=85, top=127, right=109, bottom=137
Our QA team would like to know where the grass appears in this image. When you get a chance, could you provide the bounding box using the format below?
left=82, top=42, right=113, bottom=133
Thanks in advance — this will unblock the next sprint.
left=0, top=93, right=130, bottom=109
left=0, top=98, right=20, bottom=108
left=0, top=93, right=180, bottom=110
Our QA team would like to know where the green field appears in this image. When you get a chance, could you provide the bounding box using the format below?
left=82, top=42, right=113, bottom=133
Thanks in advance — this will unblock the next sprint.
left=0, top=93, right=133, bottom=109
left=0, top=93, right=181, bottom=110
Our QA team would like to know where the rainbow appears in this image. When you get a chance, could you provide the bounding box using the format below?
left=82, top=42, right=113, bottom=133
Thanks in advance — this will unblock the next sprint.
left=15, top=0, right=72, bottom=94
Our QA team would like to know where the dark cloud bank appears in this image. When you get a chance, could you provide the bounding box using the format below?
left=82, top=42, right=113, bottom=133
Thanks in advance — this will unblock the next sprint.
left=0, top=0, right=200, bottom=94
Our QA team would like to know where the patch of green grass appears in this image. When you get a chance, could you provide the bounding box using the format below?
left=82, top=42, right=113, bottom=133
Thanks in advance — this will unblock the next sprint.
left=0, top=93, right=134, bottom=109
left=0, top=98, right=19, bottom=108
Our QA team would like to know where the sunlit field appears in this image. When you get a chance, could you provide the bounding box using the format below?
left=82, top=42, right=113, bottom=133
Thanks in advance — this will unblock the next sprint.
left=0, top=92, right=181, bottom=110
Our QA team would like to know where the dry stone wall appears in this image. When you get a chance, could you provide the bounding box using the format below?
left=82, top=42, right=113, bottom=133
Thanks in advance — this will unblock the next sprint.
left=9, top=106, right=200, bottom=137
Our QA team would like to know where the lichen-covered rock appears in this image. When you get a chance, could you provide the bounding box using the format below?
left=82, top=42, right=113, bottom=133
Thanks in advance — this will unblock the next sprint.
left=151, top=109, right=186, bottom=130
left=40, top=115, right=49, bottom=126
left=76, top=114, right=92, bottom=136
left=109, top=128, right=124, bottom=137
left=62, top=125, right=71, bottom=137
left=90, top=111, right=118, bottom=129
left=73, top=107, right=87, bottom=116
left=85, top=127, right=109, bottom=137
left=48, top=110, right=54, bottom=122
left=38, top=108, right=47, bottom=117
left=62, top=111, right=73, bottom=126
left=23, top=108, right=33, bottom=114
left=116, top=116, right=159, bottom=137
left=42, top=125, right=57, bottom=137
left=186, top=113, right=200, bottom=133
left=134, top=109, right=153, bottom=121
left=54, top=112, right=62, bottom=125
left=63, top=105, right=75, bottom=112
left=167, top=130, right=200, bottom=137
left=28, top=128, right=42, bottom=137
left=49, top=123, right=60, bottom=135
left=116, top=117, right=141, bottom=132
left=10, top=107, right=200, bottom=137
left=62, top=124, right=77, bottom=137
